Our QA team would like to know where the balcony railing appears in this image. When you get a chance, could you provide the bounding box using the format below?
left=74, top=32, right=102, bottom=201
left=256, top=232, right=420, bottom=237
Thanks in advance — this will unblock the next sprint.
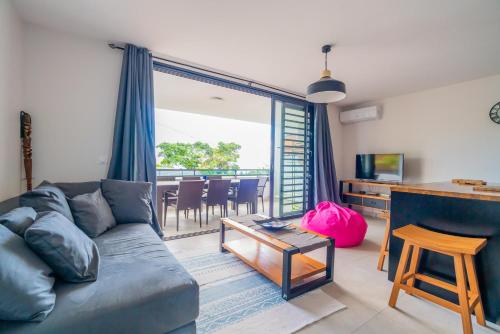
left=156, top=168, right=269, bottom=178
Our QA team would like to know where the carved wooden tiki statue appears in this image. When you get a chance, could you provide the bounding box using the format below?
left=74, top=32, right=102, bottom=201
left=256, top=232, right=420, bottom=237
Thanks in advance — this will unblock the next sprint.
left=20, top=111, right=33, bottom=191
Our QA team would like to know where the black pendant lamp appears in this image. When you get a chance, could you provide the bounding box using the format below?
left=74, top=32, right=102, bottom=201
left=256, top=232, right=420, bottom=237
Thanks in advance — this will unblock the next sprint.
left=306, top=44, right=346, bottom=103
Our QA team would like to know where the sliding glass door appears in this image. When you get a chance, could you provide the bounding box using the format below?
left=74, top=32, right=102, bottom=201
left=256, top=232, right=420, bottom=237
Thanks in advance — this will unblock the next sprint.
left=270, top=98, right=313, bottom=218
left=154, top=60, right=314, bottom=221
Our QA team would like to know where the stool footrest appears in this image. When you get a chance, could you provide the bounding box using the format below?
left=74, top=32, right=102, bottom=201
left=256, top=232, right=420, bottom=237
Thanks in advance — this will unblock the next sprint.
left=400, top=276, right=479, bottom=312
left=399, top=284, right=461, bottom=313
left=401, top=272, right=479, bottom=304
left=412, top=273, right=458, bottom=293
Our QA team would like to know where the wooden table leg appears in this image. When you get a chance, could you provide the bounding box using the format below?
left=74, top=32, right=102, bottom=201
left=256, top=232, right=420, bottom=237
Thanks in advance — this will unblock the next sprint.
left=282, top=246, right=299, bottom=300
left=326, top=237, right=335, bottom=281
left=220, top=221, right=228, bottom=253
left=281, top=240, right=334, bottom=301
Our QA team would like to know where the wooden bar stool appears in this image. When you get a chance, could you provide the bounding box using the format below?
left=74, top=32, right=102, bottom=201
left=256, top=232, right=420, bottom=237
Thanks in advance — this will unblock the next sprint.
left=377, top=210, right=390, bottom=271
left=389, top=224, right=487, bottom=334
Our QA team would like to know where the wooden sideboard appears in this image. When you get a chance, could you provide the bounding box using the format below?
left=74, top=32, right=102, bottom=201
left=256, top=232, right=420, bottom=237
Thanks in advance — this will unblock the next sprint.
left=339, top=179, right=395, bottom=212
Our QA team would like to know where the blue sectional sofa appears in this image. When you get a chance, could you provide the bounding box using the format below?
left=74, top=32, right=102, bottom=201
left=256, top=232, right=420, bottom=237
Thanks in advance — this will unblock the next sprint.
left=0, top=181, right=199, bottom=334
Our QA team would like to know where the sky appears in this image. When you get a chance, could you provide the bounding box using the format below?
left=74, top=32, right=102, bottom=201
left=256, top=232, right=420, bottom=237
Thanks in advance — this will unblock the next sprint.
left=155, top=108, right=271, bottom=169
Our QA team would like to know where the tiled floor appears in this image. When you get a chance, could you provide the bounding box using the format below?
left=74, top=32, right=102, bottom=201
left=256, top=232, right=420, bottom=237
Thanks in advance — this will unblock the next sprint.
left=166, top=217, right=500, bottom=334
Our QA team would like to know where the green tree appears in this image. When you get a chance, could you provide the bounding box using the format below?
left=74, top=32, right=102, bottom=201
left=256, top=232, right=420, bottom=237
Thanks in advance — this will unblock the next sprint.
left=156, top=141, right=241, bottom=169
left=200, top=142, right=241, bottom=169
left=156, top=142, right=210, bottom=169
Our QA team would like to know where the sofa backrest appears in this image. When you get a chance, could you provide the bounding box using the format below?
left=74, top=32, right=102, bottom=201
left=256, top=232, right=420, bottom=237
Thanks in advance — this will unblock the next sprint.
left=54, top=181, right=101, bottom=198
left=0, top=181, right=101, bottom=215
left=0, top=196, right=21, bottom=215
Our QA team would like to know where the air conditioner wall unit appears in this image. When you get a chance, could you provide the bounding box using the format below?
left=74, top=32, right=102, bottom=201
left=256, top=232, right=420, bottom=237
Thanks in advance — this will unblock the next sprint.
left=340, top=106, right=381, bottom=124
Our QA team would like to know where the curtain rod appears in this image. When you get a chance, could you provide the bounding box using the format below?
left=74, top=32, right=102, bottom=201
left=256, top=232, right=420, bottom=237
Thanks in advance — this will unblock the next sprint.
left=108, top=43, right=306, bottom=99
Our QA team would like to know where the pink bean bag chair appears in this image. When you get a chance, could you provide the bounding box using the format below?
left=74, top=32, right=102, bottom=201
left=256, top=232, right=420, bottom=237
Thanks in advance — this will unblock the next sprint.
left=301, top=201, right=367, bottom=248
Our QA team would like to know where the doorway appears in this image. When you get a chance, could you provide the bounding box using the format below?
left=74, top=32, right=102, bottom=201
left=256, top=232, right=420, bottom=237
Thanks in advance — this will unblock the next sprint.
left=153, top=62, right=313, bottom=236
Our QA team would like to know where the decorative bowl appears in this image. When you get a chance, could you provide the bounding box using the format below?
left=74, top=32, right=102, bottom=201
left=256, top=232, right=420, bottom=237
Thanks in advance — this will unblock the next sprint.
left=261, top=221, right=292, bottom=230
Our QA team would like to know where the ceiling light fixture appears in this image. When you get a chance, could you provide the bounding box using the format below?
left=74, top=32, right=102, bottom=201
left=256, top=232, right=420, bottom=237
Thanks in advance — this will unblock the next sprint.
left=306, top=44, right=346, bottom=103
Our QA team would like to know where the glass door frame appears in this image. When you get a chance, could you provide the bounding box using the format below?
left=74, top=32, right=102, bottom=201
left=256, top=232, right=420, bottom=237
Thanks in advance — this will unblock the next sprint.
left=153, top=61, right=315, bottom=219
left=269, top=96, right=315, bottom=220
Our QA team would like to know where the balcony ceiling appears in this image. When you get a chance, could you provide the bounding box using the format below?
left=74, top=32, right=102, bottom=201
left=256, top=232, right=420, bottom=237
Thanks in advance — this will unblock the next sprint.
left=13, top=0, right=500, bottom=107
left=154, top=71, right=271, bottom=124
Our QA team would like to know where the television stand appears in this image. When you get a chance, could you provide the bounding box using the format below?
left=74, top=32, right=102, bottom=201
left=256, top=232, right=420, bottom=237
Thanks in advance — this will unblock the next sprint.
left=339, top=179, right=397, bottom=213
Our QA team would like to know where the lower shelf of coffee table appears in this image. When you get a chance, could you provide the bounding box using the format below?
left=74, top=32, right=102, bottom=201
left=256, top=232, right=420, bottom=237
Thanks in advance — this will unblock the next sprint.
left=223, top=238, right=326, bottom=286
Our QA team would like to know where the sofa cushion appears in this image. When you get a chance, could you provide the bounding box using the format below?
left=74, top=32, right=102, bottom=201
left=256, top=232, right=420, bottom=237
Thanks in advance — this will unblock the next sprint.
left=25, top=211, right=99, bottom=283
left=0, top=225, right=56, bottom=322
left=20, top=181, right=74, bottom=223
left=0, top=224, right=199, bottom=334
left=55, top=181, right=101, bottom=198
left=67, top=189, right=116, bottom=237
left=101, top=179, right=153, bottom=225
left=0, top=207, right=37, bottom=237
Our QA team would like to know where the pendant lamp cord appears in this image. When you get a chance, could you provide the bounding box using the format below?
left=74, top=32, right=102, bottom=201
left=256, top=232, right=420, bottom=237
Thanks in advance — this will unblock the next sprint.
left=322, top=44, right=332, bottom=70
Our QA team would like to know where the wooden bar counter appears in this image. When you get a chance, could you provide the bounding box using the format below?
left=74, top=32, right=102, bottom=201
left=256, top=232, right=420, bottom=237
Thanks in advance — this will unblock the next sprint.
left=389, top=182, right=500, bottom=324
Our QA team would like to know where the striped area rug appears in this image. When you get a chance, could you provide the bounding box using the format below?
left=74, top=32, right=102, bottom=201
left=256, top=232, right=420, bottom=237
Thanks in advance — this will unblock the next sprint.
left=178, top=252, right=345, bottom=334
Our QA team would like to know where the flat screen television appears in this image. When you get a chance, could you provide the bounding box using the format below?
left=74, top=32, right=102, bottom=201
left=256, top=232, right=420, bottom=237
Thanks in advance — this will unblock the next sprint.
left=355, top=153, right=404, bottom=183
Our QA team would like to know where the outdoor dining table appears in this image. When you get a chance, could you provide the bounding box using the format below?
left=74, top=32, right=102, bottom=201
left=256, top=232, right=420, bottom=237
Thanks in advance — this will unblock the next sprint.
left=156, top=179, right=257, bottom=226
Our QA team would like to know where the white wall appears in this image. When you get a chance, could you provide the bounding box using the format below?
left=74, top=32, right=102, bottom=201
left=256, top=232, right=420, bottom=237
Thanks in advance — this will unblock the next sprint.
left=6, top=15, right=499, bottom=194
left=23, top=23, right=121, bottom=185
left=337, top=74, right=500, bottom=183
left=327, top=104, right=344, bottom=179
left=0, top=0, right=23, bottom=200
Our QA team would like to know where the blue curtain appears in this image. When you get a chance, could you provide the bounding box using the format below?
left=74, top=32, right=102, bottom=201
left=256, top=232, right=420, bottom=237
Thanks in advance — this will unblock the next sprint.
left=107, top=44, right=162, bottom=237
left=313, top=103, right=341, bottom=205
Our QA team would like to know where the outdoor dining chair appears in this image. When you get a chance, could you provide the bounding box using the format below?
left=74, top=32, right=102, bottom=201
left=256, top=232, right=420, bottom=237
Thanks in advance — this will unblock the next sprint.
left=202, top=179, right=231, bottom=224
left=182, top=176, right=202, bottom=180
left=257, top=176, right=268, bottom=212
left=228, top=178, right=259, bottom=215
left=164, top=180, right=205, bottom=231
left=157, top=176, right=176, bottom=181
left=158, top=176, right=178, bottom=213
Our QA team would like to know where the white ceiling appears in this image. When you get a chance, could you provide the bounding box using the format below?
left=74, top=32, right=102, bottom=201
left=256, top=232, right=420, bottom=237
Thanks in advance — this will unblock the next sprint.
left=154, top=71, right=271, bottom=124
left=13, top=0, right=500, bottom=107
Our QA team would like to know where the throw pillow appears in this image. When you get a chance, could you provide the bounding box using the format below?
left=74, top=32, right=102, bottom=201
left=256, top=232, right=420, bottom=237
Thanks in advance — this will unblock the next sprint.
left=67, top=189, right=116, bottom=237
left=55, top=181, right=101, bottom=198
left=101, top=179, right=152, bottom=225
left=0, top=207, right=37, bottom=236
left=20, top=181, right=74, bottom=223
left=0, top=225, right=55, bottom=322
left=25, top=211, right=100, bottom=283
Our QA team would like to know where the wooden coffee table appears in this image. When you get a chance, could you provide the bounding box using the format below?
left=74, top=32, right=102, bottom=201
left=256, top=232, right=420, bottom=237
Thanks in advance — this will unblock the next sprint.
left=220, top=216, right=335, bottom=300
